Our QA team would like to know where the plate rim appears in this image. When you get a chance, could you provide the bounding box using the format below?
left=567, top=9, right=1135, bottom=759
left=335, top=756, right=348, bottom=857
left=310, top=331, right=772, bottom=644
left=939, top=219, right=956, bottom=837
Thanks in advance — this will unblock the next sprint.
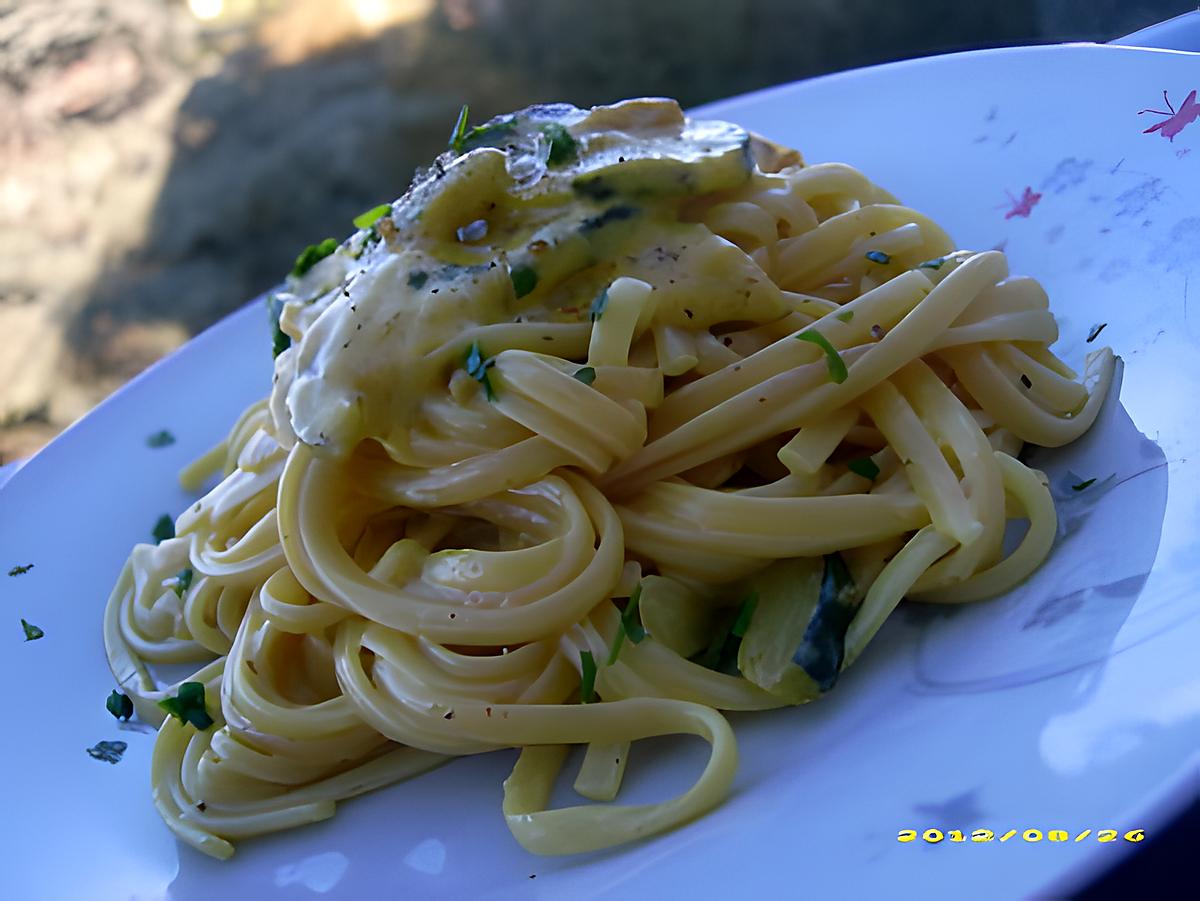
left=5, top=40, right=1200, bottom=897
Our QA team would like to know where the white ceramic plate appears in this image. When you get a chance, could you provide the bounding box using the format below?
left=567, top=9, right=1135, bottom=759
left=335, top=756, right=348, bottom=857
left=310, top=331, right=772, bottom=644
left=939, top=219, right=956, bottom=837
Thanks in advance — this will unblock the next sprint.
left=3, top=43, right=1199, bottom=901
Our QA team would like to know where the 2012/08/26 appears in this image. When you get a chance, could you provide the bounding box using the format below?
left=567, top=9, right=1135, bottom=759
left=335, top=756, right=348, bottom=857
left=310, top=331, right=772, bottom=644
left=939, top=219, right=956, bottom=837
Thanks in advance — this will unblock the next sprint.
left=898, top=828, right=1145, bottom=843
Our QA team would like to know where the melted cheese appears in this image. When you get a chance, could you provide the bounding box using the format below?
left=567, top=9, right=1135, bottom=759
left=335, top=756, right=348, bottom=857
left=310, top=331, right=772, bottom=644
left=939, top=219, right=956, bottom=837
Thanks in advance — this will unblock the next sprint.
left=271, top=98, right=780, bottom=456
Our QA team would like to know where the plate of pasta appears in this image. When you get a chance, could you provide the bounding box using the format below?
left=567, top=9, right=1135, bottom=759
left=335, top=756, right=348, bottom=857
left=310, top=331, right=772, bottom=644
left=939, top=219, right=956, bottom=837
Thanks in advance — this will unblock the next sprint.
left=3, top=42, right=1198, bottom=901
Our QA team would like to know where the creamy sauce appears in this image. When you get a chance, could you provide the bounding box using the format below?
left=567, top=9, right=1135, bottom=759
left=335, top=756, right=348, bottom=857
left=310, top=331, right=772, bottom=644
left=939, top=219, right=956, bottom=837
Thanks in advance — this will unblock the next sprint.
left=270, top=98, right=786, bottom=456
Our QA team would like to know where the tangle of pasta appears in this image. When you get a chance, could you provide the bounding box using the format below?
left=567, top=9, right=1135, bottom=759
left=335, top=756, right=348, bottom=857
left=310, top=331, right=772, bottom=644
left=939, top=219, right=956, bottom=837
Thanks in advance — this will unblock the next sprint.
left=103, top=98, right=1116, bottom=859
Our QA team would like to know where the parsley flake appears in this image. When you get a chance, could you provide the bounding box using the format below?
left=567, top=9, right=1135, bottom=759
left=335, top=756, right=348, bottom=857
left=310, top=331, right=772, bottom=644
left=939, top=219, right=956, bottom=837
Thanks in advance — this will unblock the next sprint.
left=407, top=270, right=429, bottom=290
left=1020, top=374, right=1033, bottom=389
left=7, top=563, right=33, bottom=577
left=622, top=583, right=646, bottom=644
left=605, top=583, right=646, bottom=665
left=1071, top=478, right=1097, bottom=492
left=847, top=457, right=880, bottom=480
left=543, top=123, right=578, bottom=165
left=731, top=593, right=758, bottom=638
left=460, top=116, right=519, bottom=153
left=173, top=568, right=194, bottom=599
left=693, top=594, right=757, bottom=674
left=1086, top=322, right=1107, bottom=343
left=579, top=650, right=597, bottom=704
left=865, top=250, right=891, bottom=264
left=917, top=257, right=947, bottom=270
left=267, top=293, right=290, bottom=358
left=20, top=618, right=43, bottom=641
left=448, top=104, right=470, bottom=154
left=835, top=310, right=854, bottom=323
left=510, top=264, right=538, bottom=298
left=86, top=740, right=127, bottom=764
left=463, top=340, right=497, bottom=401
left=573, top=366, right=597, bottom=385
left=152, top=514, right=175, bottom=544
left=106, top=690, right=134, bottom=721
left=353, top=203, right=391, bottom=230
left=797, top=330, right=849, bottom=383
left=589, top=288, right=609, bottom=321
left=146, top=430, right=175, bottom=448
left=158, top=681, right=214, bottom=730
left=793, top=553, right=857, bottom=692
left=291, top=238, right=338, bottom=278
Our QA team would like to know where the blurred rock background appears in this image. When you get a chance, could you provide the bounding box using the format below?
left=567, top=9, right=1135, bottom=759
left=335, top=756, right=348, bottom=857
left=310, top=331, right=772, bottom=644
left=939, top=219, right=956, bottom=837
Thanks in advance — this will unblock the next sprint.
left=0, top=0, right=1192, bottom=459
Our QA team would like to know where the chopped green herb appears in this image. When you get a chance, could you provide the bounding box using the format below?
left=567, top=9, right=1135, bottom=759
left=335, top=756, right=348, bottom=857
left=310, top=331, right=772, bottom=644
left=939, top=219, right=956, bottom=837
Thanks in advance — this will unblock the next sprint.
left=792, top=553, right=856, bottom=692
left=589, top=288, right=609, bottom=321
left=543, top=123, right=578, bottom=165
left=158, top=681, right=214, bottom=730
left=357, top=227, right=381, bottom=254
left=173, top=568, right=194, bottom=599
left=291, top=238, right=338, bottom=278
left=448, top=104, right=470, bottom=154
left=407, top=270, right=429, bottom=290
left=579, top=650, right=597, bottom=703
left=353, top=203, right=391, bottom=230
left=267, top=293, right=290, bottom=358
left=917, top=257, right=947, bottom=270
left=463, top=340, right=497, bottom=401
left=573, top=366, right=597, bottom=385
left=7, top=563, right=33, bottom=577
left=1086, top=322, right=1107, bottom=343
left=865, top=250, right=891, bottom=265
left=835, top=310, right=854, bottom=323
left=692, top=594, right=757, bottom=674
left=86, top=740, right=127, bottom=764
left=1071, top=478, right=1097, bottom=492
left=460, top=115, right=519, bottom=153
left=20, top=618, right=43, bottom=641
left=847, top=457, right=880, bottom=481
left=731, top=593, right=758, bottom=638
left=146, top=430, right=175, bottom=448
left=600, top=580, right=648, bottom=667
left=797, top=330, right=848, bottom=384
left=622, top=583, right=646, bottom=644
left=606, top=582, right=647, bottom=665
left=1020, top=374, right=1032, bottom=389
left=152, top=514, right=175, bottom=544
left=106, top=690, right=134, bottom=721
left=510, top=264, right=538, bottom=298
left=465, top=340, right=484, bottom=377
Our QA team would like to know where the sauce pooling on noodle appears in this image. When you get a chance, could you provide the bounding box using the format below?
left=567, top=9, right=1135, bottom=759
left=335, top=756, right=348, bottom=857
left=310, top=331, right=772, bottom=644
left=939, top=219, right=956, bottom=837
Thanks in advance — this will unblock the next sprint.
left=274, top=99, right=784, bottom=454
